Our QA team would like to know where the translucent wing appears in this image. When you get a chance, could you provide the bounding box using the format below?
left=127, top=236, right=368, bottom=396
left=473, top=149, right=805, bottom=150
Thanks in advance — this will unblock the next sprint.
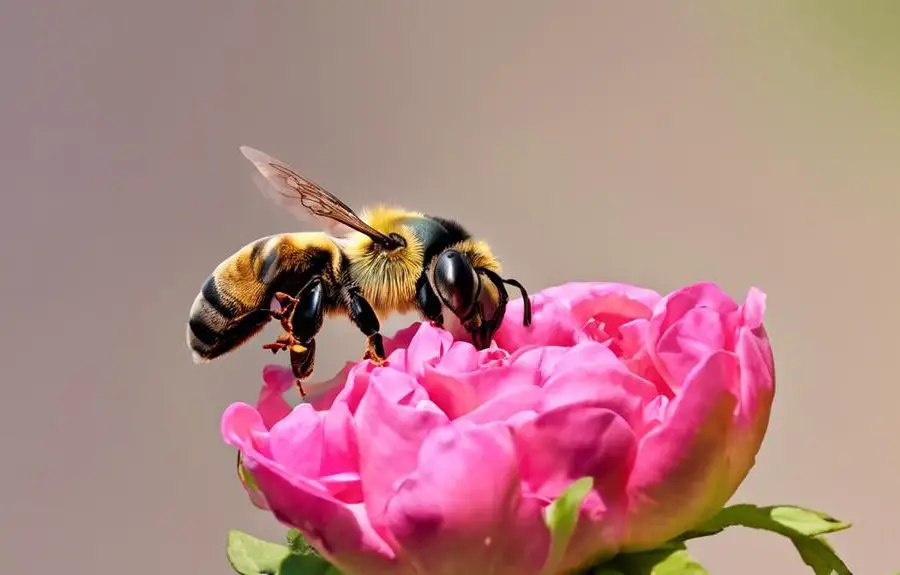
left=239, top=145, right=398, bottom=246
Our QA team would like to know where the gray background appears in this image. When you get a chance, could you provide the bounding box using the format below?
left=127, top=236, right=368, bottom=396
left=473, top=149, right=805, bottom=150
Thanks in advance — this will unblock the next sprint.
left=1, top=2, right=897, bottom=574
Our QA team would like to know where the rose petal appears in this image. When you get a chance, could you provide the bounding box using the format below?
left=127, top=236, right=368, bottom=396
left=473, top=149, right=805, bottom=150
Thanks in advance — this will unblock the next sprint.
left=512, top=403, right=636, bottom=508
left=496, top=282, right=661, bottom=352
left=354, top=370, right=449, bottom=530
left=618, top=319, right=670, bottom=396
left=457, top=387, right=544, bottom=425
left=423, top=349, right=542, bottom=419
left=383, top=322, right=424, bottom=356
left=222, top=402, right=271, bottom=457
left=741, top=286, right=766, bottom=330
left=321, top=402, right=363, bottom=502
left=534, top=282, right=662, bottom=318
left=623, top=350, right=740, bottom=550
left=404, top=322, right=455, bottom=377
left=437, top=340, right=482, bottom=372
left=222, top=406, right=399, bottom=574
left=721, top=326, right=775, bottom=495
left=741, top=287, right=775, bottom=376
left=268, top=403, right=324, bottom=477
left=243, top=453, right=401, bottom=575
left=653, top=306, right=728, bottom=391
left=495, top=296, right=584, bottom=351
left=539, top=343, right=657, bottom=429
left=513, top=403, right=636, bottom=570
left=307, top=361, right=356, bottom=410
left=258, top=365, right=296, bottom=428
left=332, top=361, right=380, bottom=413
left=382, top=423, right=550, bottom=575
left=649, top=282, right=738, bottom=342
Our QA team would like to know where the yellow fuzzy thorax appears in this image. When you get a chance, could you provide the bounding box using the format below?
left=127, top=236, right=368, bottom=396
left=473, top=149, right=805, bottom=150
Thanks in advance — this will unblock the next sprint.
left=344, top=205, right=426, bottom=317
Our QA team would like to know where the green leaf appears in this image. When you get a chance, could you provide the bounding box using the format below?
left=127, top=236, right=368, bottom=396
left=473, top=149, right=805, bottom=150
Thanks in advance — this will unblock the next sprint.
left=793, top=536, right=853, bottom=575
left=604, top=542, right=710, bottom=575
left=678, top=504, right=853, bottom=574
left=227, top=530, right=334, bottom=575
left=539, top=476, right=595, bottom=575
left=769, top=506, right=851, bottom=537
left=286, top=529, right=321, bottom=557
left=238, top=460, right=259, bottom=490
left=680, top=504, right=851, bottom=541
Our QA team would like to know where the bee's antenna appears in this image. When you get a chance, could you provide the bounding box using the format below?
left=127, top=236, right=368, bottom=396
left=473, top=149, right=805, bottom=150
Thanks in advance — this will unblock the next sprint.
left=476, top=268, right=532, bottom=327
left=502, top=277, right=532, bottom=326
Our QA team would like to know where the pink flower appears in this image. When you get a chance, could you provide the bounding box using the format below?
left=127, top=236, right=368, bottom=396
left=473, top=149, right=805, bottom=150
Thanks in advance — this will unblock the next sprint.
left=221, top=281, right=775, bottom=574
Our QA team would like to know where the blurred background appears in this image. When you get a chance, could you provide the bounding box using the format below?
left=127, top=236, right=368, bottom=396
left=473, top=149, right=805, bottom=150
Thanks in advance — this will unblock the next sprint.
left=1, top=2, right=898, bottom=573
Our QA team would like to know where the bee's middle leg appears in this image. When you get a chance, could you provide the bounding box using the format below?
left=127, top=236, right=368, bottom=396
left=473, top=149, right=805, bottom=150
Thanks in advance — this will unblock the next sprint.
left=344, top=287, right=386, bottom=365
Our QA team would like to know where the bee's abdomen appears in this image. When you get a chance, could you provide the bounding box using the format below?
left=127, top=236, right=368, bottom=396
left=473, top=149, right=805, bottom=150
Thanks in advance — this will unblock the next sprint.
left=186, top=233, right=338, bottom=363
left=187, top=273, right=271, bottom=363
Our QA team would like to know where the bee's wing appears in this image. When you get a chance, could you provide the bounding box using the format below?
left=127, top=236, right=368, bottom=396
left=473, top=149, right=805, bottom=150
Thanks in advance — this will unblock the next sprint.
left=239, top=145, right=398, bottom=246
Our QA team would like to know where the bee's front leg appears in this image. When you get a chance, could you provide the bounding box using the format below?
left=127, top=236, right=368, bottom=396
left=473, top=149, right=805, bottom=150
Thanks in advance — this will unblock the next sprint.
left=415, top=275, right=445, bottom=328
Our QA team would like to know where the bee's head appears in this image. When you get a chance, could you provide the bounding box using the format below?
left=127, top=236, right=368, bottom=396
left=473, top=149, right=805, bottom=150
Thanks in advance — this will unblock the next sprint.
left=429, top=248, right=532, bottom=349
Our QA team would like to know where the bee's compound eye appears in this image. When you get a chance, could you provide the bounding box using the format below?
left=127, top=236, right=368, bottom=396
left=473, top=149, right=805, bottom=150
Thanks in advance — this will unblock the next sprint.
left=433, top=249, right=479, bottom=318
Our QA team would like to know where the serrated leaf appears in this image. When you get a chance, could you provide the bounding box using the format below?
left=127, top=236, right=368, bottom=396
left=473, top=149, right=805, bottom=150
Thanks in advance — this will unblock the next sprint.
left=539, top=476, right=594, bottom=575
left=606, top=543, right=710, bottom=575
left=678, top=504, right=854, bottom=575
left=227, top=530, right=333, bottom=575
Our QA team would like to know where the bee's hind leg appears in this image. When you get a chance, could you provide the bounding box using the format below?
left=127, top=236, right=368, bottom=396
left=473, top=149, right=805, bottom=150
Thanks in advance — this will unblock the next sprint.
left=289, top=339, right=316, bottom=397
left=344, top=286, right=386, bottom=365
left=266, top=277, right=326, bottom=396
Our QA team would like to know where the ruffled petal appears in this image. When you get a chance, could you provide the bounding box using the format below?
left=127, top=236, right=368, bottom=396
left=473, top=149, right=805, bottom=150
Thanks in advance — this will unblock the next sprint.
left=307, top=361, right=356, bottom=410
left=264, top=400, right=363, bottom=503
left=623, top=350, right=740, bottom=550
left=353, top=370, right=450, bottom=531
left=721, top=324, right=775, bottom=496
left=653, top=306, right=728, bottom=392
left=268, top=403, right=324, bottom=477
left=422, top=345, right=541, bottom=419
left=539, top=343, right=658, bottom=430
left=495, top=296, right=585, bottom=351
left=512, top=403, right=636, bottom=569
left=258, top=365, right=296, bottom=428
left=222, top=405, right=399, bottom=574
left=741, top=287, right=775, bottom=377
left=382, top=423, right=550, bottom=575
left=495, top=282, right=661, bottom=353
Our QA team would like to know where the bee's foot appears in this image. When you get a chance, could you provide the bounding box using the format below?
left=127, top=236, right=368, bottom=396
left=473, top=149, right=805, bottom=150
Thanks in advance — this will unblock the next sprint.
left=363, top=348, right=386, bottom=366
left=295, top=378, right=308, bottom=398
left=363, top=333, right=387, bottom=365
left=262, top=342, right=287, bottom=354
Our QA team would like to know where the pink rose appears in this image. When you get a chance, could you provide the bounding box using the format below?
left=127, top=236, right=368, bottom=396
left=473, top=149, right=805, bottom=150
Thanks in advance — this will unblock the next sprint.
left=221, top=281, right=775, bottom=574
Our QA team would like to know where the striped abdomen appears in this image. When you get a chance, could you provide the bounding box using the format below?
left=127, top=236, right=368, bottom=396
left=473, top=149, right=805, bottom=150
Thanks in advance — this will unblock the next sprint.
left=186, top=232, right=343, bottom=363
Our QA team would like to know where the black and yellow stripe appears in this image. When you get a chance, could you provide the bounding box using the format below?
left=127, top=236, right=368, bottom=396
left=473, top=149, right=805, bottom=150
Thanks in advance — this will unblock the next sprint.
left=186, top=232, right=345, bottom=363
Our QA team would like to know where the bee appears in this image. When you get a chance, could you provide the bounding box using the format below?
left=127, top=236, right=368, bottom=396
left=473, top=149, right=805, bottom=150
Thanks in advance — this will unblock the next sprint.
left=186, top=146, right=532, bottom=395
